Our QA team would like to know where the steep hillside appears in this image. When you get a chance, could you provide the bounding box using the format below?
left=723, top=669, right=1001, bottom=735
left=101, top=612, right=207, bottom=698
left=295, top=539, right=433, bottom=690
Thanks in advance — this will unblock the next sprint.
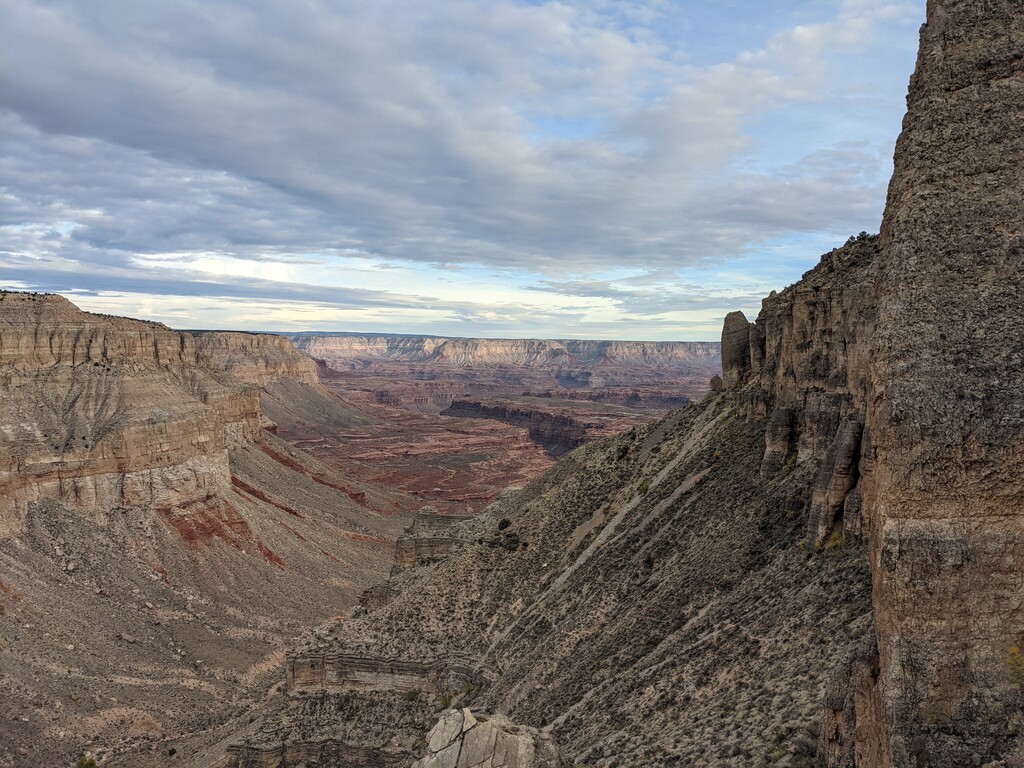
left=224, top=235, right=881, bottom=767
left=0, top=293, right=407, bottom=767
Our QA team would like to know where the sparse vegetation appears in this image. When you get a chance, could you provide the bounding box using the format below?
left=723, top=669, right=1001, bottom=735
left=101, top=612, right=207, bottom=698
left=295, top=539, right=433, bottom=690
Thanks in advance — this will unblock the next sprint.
left=1008, top=645, right=1024, bottom=685
left=825, top=531, right=845, bottom=549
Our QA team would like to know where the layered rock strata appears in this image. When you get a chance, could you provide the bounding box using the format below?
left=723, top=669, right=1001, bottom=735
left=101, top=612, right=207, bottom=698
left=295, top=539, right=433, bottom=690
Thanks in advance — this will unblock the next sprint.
left=194, top=331, right=320, bottom=386
left=0, top=293, right=260, bottom=534
left=0, top=292, right=406, bottom=766
left=294, top=335, right=720, bottom=371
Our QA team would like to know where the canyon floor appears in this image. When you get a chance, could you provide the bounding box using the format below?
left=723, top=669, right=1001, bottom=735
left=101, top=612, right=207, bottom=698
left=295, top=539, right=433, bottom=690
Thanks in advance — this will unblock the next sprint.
left=271, top=338, right=721, bottom=516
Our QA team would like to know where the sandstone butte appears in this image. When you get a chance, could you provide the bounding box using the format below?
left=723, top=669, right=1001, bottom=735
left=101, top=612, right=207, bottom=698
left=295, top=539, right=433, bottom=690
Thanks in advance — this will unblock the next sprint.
left=1, top=1, right=1022, bottom=767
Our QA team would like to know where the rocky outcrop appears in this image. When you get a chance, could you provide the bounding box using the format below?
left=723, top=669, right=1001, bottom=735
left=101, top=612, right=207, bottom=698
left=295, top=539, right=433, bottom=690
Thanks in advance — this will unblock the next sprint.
left=720, top=311, right=752, bottom=389
left=726, top=234, right=879, bottom=547
left=413, top=709, right=570, bottom=768
left=394, top=536, right=459, bottom=569
left=195, top=331, right=319, bottom=386
left=392, top=511, right=477, bottom=569
left=853, top=2, right=1024, bottom=765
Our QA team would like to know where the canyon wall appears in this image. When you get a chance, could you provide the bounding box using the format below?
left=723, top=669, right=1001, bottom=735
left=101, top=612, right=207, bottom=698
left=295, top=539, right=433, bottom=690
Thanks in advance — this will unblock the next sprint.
left=292, top=335, right=720, bottom=371
left=195, top=331, right=320, bottom=386
left=0, top=291, right=407, bottom=765
left=0, top=295, right=328, bottom=534
left=0, top=293, right=257, bottom=534
left=858, top=2, right=1024, bottom=764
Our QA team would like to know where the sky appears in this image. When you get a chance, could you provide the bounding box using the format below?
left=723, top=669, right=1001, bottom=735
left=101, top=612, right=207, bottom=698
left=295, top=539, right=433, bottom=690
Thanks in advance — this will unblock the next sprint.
left=0, top=0, right=925, bottom=340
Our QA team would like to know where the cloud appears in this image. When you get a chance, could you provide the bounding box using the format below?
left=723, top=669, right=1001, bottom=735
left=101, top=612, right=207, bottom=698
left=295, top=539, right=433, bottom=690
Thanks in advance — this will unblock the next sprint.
left=0, top=0, right=925, bottom=338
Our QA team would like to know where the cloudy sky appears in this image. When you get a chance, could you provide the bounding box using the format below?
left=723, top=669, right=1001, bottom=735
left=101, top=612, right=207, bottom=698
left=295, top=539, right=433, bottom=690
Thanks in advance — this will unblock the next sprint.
left=1, top=0, right=924, bottom=340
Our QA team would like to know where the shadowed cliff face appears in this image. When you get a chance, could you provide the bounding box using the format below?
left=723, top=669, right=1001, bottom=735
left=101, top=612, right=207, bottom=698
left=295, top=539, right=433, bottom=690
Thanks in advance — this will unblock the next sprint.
left=441, top=401, right=587, bottom=457
left=859, top=2, right=1024, bottom=764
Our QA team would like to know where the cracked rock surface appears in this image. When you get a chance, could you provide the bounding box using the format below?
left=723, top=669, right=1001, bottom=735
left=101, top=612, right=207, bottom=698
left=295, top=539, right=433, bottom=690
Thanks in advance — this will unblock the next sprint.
left=413, top=709, right=569, bottom=768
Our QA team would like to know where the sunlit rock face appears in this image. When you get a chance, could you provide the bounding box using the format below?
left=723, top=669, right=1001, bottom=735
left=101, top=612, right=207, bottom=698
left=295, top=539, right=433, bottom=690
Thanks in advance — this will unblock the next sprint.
left=413, top=708, right=570, bottom=768
left=0, top=292, right=260, bottom=532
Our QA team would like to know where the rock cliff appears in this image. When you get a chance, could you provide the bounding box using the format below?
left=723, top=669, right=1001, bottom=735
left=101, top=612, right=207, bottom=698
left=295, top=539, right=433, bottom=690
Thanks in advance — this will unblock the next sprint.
left=441, top=401, right=587, bottom=457
left=293, top=335, right=720, bottom=371
left=194, top=331, right=320, bottom=387
left=0, top=293, right=260, bottom=535
left=293, top=334, right=720, bottom=407
left=854, top=2, right=1024, bottom=765
left=0, top=292, right=406, bottom=766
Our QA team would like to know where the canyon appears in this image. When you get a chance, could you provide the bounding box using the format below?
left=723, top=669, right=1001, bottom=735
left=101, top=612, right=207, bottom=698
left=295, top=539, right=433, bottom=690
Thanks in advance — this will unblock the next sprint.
left=293, top=334, right=717, bottom=457
left=269, top=334, right=720, bottom=512
left=220, top=2, right=1024, bottom=766
left=2, top=1, right=1022, bottom=766
left=0, top=295, right=716, bottom=767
